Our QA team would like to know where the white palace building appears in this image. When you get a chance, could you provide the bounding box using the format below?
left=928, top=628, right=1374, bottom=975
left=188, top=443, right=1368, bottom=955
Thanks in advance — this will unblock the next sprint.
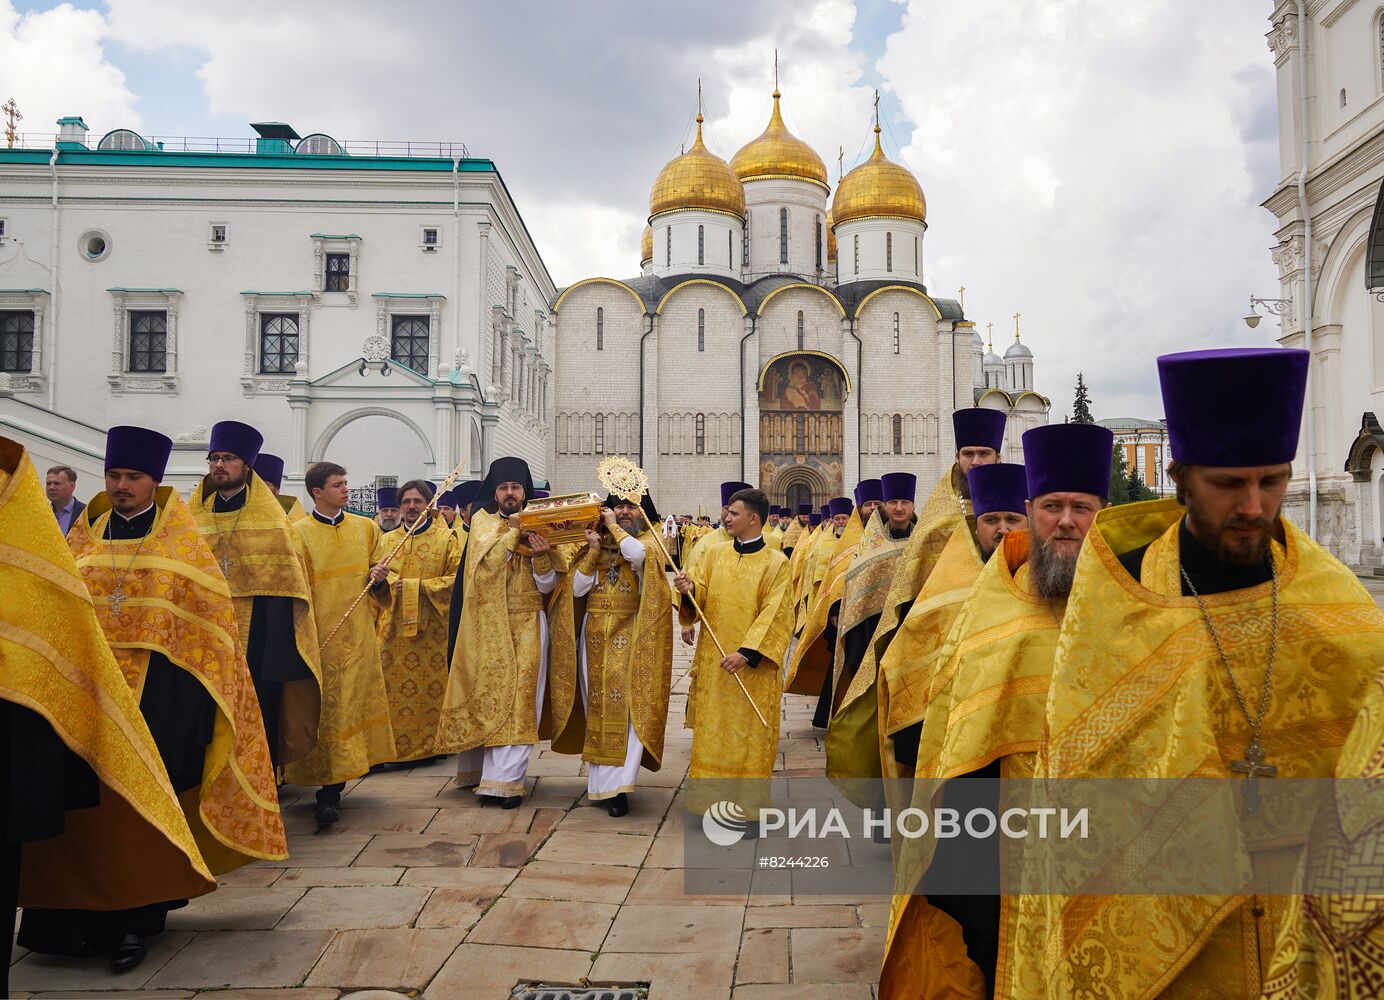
left=0, top=117, right=555, bottom=501
left=549, top=89, right=1050, bottom=514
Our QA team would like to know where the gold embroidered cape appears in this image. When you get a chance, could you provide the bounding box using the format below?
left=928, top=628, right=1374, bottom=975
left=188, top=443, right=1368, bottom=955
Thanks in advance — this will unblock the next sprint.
left=0, top=440, right=214, bottom=909
left=877, top=521, right=984, bottom=783
left=681, top=540, right=794, bottom=813
left=284, top=512, right=396, bottom=784
left=279, top=494, right=308, bottom=522
left=373, top=517, right=460, bottom=761
left=789, top=523, right=823, bottom=609
left=824, top=512, right=911, bottom=787
left=782, top=519, right=804, bottom=552
left=188, top=474, right=321, bottom=765
left=852, top=468, right=967, bottom=721
left=1021, top=499, right=1384, bottom=1000
left=884, top=529, right=1056, bottom=999
left=550, top=528, right=674, bottom=769
left=70, top=487, right=287, bottom=872
left=437, top=510, right=574, bottom=752
left=785, top=514, right=865, bottom=696
left=1263, top=663, right=1384, bottom=999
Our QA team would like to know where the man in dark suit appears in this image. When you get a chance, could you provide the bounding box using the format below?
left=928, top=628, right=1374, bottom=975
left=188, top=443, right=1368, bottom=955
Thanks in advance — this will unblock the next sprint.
left=45, top=465, right=84, bottom=535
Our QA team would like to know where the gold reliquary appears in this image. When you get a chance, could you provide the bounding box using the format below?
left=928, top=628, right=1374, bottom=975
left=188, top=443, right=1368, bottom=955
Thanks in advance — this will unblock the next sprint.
left=515, top=492, right=603, bottom=545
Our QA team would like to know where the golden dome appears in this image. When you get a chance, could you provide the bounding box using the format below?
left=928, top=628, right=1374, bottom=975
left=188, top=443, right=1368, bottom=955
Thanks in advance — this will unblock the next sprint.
left=649, top=114, right=745, bottom=219
left=730, top=91, right=829, bottom=189
left=640, top=223, right=653, bottom=264
left=831, top=126, right=926, bottom=225
left=826, top=209, right=836, bottom=261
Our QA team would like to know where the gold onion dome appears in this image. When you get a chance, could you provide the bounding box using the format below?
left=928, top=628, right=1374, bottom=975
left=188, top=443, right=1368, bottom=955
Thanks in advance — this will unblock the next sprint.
left=730, top=91, right=829, bottom=189
left=831, top=125, right=926, bottom=225
left=649, top=114, right=746, bottom=219
left=640, top=223, right=653, bottom=263
left=826, top=209, right=836, bottom=260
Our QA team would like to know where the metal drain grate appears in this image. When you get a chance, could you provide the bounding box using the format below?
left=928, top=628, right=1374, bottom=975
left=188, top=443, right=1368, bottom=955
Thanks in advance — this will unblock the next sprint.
left=510, top=985, right=648, bottom=1000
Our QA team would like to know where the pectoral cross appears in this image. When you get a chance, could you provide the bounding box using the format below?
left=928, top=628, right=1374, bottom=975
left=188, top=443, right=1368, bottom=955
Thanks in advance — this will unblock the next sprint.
left=218, top=554, right=233, bottom=575
left=1229, top=738, right=1277, bottom=817
left=109, top=585, right=127, bottom=616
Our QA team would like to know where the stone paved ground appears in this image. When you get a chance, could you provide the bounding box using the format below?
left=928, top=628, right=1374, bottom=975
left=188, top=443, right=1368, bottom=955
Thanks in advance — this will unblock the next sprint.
left=10, top=627, right=886, bottom=1000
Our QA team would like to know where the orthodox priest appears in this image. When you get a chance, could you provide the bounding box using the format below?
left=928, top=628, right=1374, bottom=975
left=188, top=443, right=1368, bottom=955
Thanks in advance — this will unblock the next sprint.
left=2, top=436, right=213, bottom=990
left=189, top=421, right=321, bottom=772
left=253, top=452, right=307, bottom=522
left=375, top=486, right=401, bottom=532
left=1023, top=347, right=1384, bottom=999
left=854, top=408, right=1006, bottom=783
left=286, top=461, right=396, bottom=823
left=787, top=495, right=858, bottom=715
left=452, top=479, right=482, bottom=535
left=439, top=457, right=570, bottom=808
left=673, top=488, right=794, bottom=821
left=880, top=423, right=1112, bottom=1000
left=23, top=425, right=285, bottom=972
left=551, top=492, right=673, bottom=817
left=373, top=478, right=461, bottom=764
left=782, top=503, right=810, bottom=557
left=825, top=472, right=917, bottom=787
left=882, top=463, right=1028, bottom=784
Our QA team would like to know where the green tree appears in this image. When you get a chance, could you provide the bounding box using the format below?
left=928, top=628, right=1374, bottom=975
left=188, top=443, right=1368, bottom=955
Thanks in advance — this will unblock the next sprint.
left=1108, top=444, right=1131, bottom=505
left=1073, top=372, right=1094, bottom=424
left=1126, top=468, right=1158, bottom=503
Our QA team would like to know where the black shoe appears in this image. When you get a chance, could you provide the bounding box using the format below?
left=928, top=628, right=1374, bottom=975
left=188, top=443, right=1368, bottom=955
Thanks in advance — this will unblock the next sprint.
left=499, top=795, right=523, bottom=810
left=314, top=801, right=340, bottom=825
left=606, top=793, right=629, bottom=818
left=111, top=932, right=146, bottom=972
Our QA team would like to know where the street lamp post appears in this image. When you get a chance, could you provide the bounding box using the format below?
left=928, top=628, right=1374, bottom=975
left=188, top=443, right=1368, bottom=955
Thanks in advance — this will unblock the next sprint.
left=1243, top=295, right=1291, bottom=330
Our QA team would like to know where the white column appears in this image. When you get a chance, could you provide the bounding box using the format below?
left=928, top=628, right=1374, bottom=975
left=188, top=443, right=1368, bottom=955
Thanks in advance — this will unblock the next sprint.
left=741, top=316, right=759, bottom=484
left=842, top=315, right=860, bottom=486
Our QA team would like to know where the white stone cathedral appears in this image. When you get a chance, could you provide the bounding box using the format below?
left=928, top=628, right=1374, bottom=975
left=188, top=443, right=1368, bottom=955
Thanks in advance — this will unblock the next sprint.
left=550, top=89, right=1050, bottom=513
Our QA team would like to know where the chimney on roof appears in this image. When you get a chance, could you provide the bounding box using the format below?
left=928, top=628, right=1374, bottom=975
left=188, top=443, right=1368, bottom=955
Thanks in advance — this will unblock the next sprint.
left=56, top=116, right=89, bottom=148
left=250, top=121, right=301, bottom=155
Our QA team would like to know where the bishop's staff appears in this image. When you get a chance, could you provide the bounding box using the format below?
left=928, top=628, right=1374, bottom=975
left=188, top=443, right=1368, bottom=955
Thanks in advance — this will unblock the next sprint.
left=318, top=459, right=467, bottom=652
left=597, top=457, right=769, bottom=729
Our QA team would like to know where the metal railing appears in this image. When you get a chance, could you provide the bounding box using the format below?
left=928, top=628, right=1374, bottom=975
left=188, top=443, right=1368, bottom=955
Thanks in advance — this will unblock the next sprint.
left=6, top=132, right=470, bottom=159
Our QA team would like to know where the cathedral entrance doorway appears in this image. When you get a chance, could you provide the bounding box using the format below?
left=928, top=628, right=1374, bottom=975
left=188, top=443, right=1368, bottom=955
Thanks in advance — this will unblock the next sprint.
left=757, top=351, right=849, bottom=508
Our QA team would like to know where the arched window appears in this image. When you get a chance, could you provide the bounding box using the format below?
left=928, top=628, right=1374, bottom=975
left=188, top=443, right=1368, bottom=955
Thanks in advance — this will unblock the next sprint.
left=695, top=413, right=706, bottom=455
left=914, top=237, right=919, bottom=275
left=728, top=229, right=734, bottom=266
left=815, top=216, right=823, bottom=270
left=853, top=234, right=860, bottom=275
left=892, top=414, right=903, bottom=454
left=594, top=413, right=605, bottom=454
left=698, top=225, right=705, bottom=265
left=892, top=312, right=900, bottom=354
left=886, top=232, right=893, bottom=272
left=666, top=226, right=672, bottom=266
left=744, top=212, right=751, bottom=266
left=698, top=308, right=705, bottom=352
left=596, top=306, right=604, bottom=350
left=795, top=414, right=807, bottom=452
left=779, top=208, right=789, bottom=264
left=796, top=311, right=805, bottom=350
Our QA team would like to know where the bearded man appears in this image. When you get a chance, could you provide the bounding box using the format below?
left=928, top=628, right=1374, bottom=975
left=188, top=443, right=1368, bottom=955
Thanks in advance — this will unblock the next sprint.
left=551, top=494, right=673, bottom=817
left=1020, top=347, right=1384, bottom=999
left=881, top=425, right=1112, bottom=999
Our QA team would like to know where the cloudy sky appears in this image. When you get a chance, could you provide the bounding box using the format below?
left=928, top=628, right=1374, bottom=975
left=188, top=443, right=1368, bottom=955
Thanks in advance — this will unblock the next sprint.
left=1, top=0, right=1283, bottom=419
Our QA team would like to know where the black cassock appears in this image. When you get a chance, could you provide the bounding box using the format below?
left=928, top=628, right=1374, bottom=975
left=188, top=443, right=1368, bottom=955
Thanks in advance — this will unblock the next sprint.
left=18, top=503, right=218, bottom=958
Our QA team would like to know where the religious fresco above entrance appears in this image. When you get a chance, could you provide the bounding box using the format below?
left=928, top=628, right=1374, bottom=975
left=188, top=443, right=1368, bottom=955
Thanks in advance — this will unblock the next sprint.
left=758, top=353, right=848, bottom=505
left=759, top=354, right=847, bottom=412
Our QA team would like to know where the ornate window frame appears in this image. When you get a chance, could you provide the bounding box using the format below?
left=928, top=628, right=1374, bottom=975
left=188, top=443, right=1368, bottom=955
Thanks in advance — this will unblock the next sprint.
left=371, top=293, right=444, bottom=378
left=240, top=292, right=313, bottom=396
left=107, top=288, right=181, bottom=395
left=0, top=289, right=48, bottom=393
left=310, top=233, right=361, bottom=306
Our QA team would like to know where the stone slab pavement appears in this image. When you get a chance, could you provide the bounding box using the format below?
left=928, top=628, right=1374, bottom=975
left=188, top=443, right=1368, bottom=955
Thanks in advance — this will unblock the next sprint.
left=10, top=622, right=886, bottom=1000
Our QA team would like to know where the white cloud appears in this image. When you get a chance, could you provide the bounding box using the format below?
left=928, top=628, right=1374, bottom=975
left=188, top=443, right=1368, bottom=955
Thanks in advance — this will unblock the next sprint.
left=0, top=0, right=139, bottom=139
left=879, top=0, right=1280, bottom=419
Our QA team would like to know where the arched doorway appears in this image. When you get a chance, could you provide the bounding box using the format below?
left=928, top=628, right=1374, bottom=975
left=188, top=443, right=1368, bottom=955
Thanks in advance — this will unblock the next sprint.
left=757, top=351, right=849, bottom=506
